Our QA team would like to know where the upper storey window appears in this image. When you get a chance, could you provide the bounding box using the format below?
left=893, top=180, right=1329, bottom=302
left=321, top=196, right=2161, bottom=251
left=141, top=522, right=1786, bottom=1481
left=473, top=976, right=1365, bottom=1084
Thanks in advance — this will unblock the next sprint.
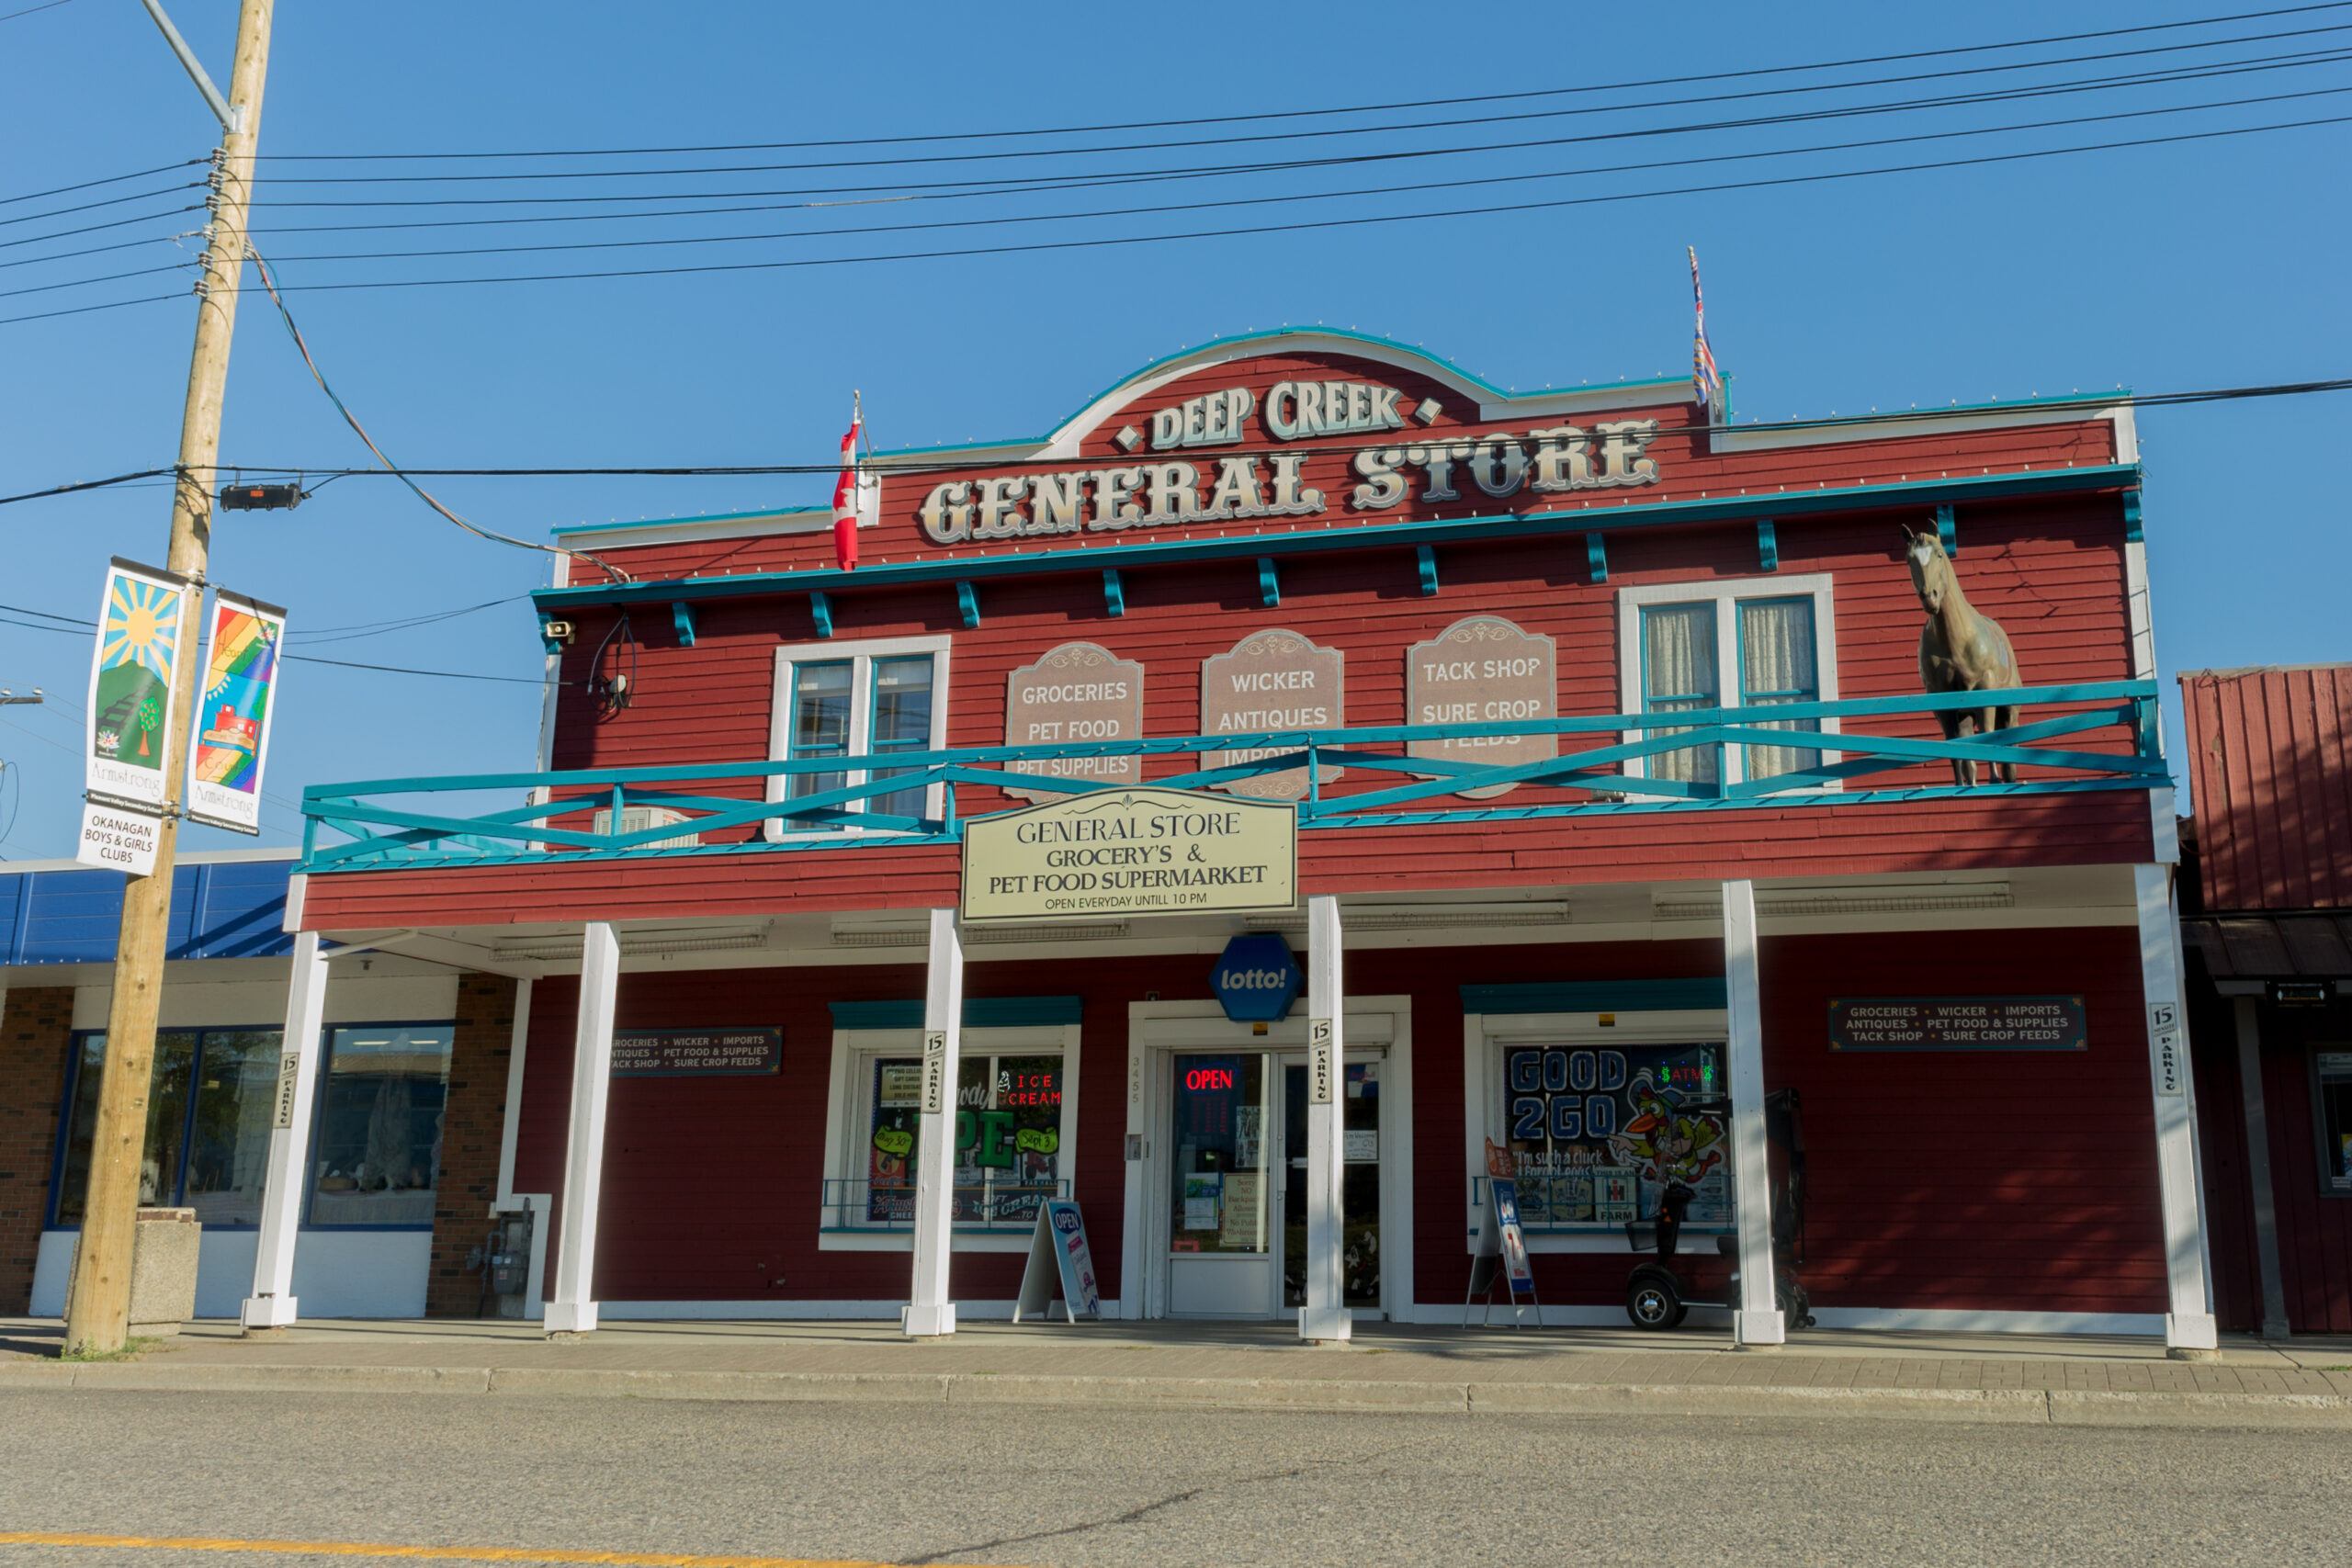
left=1617, top=575, right=1838, bottom=792
left=768, top=636, right=951, bottom=834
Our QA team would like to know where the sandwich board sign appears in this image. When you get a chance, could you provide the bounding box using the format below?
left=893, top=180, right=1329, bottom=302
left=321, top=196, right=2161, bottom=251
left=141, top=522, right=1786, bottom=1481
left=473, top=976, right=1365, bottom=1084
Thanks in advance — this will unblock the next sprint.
left=1012, top=1199, right=1101, bottom=1324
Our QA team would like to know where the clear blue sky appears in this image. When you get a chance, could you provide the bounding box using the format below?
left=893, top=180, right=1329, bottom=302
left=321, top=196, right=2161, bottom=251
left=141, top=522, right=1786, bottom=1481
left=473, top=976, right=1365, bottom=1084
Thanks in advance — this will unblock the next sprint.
left=2, top=0, right=2345, bottom=856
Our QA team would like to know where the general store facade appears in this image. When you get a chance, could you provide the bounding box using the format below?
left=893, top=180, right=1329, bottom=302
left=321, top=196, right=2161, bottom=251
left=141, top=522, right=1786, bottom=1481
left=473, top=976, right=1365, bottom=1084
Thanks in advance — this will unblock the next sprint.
left=242, top=330, right=2205, bottom=1347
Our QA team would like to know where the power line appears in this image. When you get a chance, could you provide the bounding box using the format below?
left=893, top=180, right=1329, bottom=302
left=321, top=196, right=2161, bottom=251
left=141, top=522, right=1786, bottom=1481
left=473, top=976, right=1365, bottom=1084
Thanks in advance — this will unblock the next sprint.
left=236, top=22, right=2352, bottom=186
left=0, top=604, right=559, bottom=685
left=256, top=3, right=2352, bottom=160
left=108, top=111, right=2352, bottom=310
left=0, top=0, right=77, bottom=25
left=0, top=158, right=204, bottom=209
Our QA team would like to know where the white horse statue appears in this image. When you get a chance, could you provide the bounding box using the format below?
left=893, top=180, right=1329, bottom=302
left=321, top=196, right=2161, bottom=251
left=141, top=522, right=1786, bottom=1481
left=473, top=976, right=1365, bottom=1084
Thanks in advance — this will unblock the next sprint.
left=1903, top=525, right=2022, bottom=787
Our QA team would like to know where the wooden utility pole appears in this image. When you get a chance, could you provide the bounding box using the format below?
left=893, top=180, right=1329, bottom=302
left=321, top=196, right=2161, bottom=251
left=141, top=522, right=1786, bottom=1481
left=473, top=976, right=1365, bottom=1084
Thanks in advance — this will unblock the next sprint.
left=63, top=0, right=275, bottom=1357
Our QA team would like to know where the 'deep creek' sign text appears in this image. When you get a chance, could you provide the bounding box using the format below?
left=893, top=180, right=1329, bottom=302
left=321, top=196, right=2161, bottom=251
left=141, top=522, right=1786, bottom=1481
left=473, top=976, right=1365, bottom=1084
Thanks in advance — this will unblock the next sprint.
left=962, top=786, right=1296, bottom=922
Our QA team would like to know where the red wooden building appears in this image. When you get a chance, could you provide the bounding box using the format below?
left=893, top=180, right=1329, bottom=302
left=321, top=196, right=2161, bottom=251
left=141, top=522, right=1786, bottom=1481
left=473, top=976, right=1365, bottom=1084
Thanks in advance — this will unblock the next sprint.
left=2179, top=662, right=2352, bottom=1334
left=246, top=330, right=2210, bottom=1348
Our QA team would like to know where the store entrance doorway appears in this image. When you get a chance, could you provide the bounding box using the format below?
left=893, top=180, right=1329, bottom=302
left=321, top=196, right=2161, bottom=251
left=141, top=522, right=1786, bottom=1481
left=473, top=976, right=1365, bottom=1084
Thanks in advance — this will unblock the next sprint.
left=1128, top=1000, right=1407, bottom=1323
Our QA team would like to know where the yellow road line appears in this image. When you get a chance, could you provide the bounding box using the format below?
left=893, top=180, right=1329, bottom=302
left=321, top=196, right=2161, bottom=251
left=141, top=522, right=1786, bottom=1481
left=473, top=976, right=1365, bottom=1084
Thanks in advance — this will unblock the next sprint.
left=0, top=1533, right=1015, bottom=1568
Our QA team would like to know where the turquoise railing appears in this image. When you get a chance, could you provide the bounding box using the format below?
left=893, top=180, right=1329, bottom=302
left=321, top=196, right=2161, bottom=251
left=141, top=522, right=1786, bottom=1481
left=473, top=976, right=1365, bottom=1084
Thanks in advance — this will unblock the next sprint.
left=296, top=680, right=2164, bottom=873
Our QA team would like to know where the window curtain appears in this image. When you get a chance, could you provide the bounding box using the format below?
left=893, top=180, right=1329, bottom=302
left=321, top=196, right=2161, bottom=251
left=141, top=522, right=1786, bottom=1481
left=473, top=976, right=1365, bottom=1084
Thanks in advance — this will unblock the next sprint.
left=1642, top=603, right=1719, bottom=785
left=1739, top=598, right=1821, bottom=784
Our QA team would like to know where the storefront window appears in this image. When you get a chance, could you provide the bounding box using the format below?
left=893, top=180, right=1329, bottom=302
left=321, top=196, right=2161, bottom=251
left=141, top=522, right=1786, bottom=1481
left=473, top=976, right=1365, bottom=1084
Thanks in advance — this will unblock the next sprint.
left=867, top=655, right=935, bottom=821
left=1738, top=597, right=1822, bottom=780
left=307, top=1025, right=454, bottom=1227
left=770, top=637, right=950, bottom=834
left=1496, top=1042, right=1733, bottom=1231
left=2316, top=1052, right=2352, bottom=1195
left=1641, top=603, right=1719, bottom=785
left=1169, top=1054, right=1271, bottom=1255
left=859, top=1050, right=1064, bottom=1227
left=52, top=1029, right=272, bottom=1225
left=1623, top=576, right=1836, bottom=792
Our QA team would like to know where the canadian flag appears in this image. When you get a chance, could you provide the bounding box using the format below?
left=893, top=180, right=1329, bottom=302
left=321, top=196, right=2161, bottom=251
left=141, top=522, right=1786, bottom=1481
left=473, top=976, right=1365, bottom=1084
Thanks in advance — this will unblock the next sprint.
left=831, top=396, right=862, bottom=570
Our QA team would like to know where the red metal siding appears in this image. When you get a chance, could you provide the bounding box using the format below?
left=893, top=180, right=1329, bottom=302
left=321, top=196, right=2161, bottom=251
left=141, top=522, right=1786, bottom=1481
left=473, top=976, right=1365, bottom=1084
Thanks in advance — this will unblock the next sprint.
left=510, top=933, right=2161, bottom=1317
left=2181, top=665, right=2352, bottom=911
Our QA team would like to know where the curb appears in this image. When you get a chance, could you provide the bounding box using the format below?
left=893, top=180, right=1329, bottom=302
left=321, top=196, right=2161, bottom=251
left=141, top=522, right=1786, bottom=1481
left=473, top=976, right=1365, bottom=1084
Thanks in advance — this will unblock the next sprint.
left=7, top=1359, right=2351, bottom=1427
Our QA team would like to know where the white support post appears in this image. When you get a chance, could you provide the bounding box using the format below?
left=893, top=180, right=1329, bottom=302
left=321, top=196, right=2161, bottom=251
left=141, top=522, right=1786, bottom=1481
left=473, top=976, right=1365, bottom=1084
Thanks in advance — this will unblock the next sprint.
left=1300, top=894, right=1351, bottom=1342
left=240, top=931, right=331, bottom=1331
left=1722, top=879, right=1784, bottom=1347
left=494, top=976, right=533, bottom=1207
left=2233, top=997, right=2292, bottom=1339
left=2135, top=863, right=2219, bottom=1356
left=904, top=908, right=964, bottom=1338
left=544, top=922, right=620, bottom=1337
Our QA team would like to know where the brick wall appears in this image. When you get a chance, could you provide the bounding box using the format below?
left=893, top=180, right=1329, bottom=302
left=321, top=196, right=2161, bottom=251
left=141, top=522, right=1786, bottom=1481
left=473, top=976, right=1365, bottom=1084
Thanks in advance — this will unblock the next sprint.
left=424, top=974, right=516, bottom=1317
left=0, top=987, right=74, bottom=1314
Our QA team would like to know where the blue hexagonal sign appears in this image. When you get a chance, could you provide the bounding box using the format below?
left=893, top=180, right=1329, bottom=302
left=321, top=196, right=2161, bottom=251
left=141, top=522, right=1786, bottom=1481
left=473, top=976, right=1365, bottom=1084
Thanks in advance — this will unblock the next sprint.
left=1210, top=933, right=1302, bottom=1022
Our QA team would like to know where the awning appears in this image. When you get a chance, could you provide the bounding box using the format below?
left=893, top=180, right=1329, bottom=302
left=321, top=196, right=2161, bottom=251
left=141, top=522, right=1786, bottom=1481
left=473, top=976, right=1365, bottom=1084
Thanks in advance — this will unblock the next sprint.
left=2186, top=914, right=2352, bottom=979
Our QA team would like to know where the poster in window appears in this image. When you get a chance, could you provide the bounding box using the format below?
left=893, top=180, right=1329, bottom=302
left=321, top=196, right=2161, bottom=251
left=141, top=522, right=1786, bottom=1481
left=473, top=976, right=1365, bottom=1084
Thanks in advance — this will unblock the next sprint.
left=1499, top=1043, right=1730, bottom=1226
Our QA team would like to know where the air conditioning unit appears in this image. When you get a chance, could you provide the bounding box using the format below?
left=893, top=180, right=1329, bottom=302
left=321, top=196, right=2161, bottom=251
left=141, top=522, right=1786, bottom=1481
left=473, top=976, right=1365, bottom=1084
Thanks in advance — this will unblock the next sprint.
left=590, top=805, right=700, bottom=850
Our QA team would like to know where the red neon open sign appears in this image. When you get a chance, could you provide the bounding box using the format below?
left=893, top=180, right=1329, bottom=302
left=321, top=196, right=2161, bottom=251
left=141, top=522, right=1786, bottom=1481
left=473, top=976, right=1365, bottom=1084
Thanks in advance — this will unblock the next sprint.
left=1183, top=1066, right=1235, bottom=1092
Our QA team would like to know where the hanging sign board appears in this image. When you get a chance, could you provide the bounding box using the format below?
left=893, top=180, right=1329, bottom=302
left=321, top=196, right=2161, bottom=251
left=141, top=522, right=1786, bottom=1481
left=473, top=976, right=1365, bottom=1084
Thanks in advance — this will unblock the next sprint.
left=84, top=557, right=193, bottom=814
left=1828, top=997, right=2087, bottom=1052
left=1405, top=615, right=1556, bottom=800
left=1001, top=641, right=1145, bottom=804
left=611, top=1027, right=783, bottom=1077
left=1209, top=932, right=1301, bottom=1022
left=73, top=801, right=161, bottom=876
left=961, top=785, right=1295, bottom=922
left=185, top=588, right=287, bottom=835
left=1199, top=629, right=1342, bottom=801
left=1012, top=1198, right=1102, bottom=1323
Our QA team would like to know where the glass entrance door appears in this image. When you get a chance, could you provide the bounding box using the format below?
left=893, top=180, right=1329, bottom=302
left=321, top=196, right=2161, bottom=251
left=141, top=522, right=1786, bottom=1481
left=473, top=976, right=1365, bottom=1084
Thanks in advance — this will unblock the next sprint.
left=1165, top=1053, right=1276, bottom=1316
left=1280, top=1056, right=1383, bottom=1313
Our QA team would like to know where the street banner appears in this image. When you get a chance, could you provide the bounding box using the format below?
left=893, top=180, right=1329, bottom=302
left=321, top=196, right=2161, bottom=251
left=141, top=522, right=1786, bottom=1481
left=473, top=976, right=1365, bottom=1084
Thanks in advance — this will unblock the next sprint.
left=74, top=800, right=161, bottom=876
left=84, top=557, right=193, bottom=814
left=185, top=588, right=287, bottom=834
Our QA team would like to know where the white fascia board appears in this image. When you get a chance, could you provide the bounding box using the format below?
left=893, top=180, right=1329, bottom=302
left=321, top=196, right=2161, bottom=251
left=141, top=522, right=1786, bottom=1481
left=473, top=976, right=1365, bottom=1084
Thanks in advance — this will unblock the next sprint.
left=1712, top=400, right=2134, bottom=457
left=549, top=508, right=837, bottom=554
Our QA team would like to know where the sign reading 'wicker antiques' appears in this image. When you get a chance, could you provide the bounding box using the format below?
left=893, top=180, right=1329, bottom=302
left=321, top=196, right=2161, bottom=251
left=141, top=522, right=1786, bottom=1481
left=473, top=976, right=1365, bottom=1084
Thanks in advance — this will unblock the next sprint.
left=1827, top=998, right=2087, bottom=1052
left=963, top=786, right=1295, bottom=922
left=1200, top=629, right=1343, bottom=801
left=611, top=1028, right=784, bottom=1077
left=1002, top=641, right=1145, bottom=804
left=1405, top=615, right=1557, bottom=800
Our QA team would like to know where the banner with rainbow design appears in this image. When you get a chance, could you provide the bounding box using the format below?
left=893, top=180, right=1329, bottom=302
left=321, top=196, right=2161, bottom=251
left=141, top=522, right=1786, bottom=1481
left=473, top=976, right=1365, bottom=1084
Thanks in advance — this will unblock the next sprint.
left=186, top=589, right=288, bottom=834
left=83, top=556, right=191, bottom=814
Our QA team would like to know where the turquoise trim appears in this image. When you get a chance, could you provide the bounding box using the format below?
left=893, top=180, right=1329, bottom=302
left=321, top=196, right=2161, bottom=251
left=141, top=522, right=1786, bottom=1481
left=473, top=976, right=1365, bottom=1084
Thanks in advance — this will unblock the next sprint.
left=809, top=591, right=833, bottom=638
left=1258, top=557, right=1280, bottom=609
left=1102, top=568, right=1125, bottom=617
left=535, top=465, right=2143, bottom=615
left=1416, top=545, right=1439, bottom=596
left=670, top=602, right=696, bottom=648
left=1936, top=503, right=1958, bottom=557
left=2122, top=489, right=2143, bottom=544
left=956, top=580, right=980, bottom=629
left=1757, top=519, right=1779, bottom=572
left=829, top=996, right=1084, bottom=1029
left=1587, top=533, right=1608, bottom=584
left=1461, top=979, right=1728, bottom=1013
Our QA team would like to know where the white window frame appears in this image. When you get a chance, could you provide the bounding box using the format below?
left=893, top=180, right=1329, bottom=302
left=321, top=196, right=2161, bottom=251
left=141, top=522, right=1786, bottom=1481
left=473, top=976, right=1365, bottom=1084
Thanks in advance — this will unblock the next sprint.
left=818, top=1022, right=1081, bottom=1252
left=766, top=634, right=952, bottom=840
left=1615, top=573, right=1840, bottom=792
left=1462, top=1008, right=1732, bottom=1253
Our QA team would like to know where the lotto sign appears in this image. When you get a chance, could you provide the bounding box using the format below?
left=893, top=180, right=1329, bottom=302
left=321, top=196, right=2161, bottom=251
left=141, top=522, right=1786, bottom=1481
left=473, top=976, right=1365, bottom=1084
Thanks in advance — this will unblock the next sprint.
left=84, top=557, right=192, bottom=813
left=1209, top=932, right=1301, bottom=1021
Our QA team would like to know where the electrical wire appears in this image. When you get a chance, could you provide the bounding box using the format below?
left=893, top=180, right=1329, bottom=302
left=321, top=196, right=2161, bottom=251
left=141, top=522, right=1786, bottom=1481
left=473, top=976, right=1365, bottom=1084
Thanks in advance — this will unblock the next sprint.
left=0, top=0, right=77, bottom=27
left=238, top=23, right=2352, bottom=185
left=243, top=245, right=628, bottom=582
left=233, top=83, right=2352, bottom=273
left=257, top=2, right=2352, bottom=159
left=0, top=158, right=205, bottom=209
left=0, top=604, right=562, bottom=685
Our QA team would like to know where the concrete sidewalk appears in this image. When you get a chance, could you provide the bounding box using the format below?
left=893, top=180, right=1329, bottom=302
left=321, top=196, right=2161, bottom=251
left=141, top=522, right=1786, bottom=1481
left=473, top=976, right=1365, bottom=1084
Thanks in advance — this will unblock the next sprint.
left=6, top=1316, right=2352, bottom=1428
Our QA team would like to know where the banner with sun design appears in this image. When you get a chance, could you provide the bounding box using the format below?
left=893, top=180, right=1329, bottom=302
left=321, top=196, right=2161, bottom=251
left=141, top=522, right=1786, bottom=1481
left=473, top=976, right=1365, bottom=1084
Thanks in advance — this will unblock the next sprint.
left=84, top=557, right=192, bottom=812
left=186, top=589, right=288, bottom=834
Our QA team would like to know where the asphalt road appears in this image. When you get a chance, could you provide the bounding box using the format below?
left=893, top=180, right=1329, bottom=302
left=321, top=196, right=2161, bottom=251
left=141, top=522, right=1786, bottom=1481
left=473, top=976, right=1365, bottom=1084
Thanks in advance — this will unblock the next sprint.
left=2, top=1390, right=2347, bottom=1567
